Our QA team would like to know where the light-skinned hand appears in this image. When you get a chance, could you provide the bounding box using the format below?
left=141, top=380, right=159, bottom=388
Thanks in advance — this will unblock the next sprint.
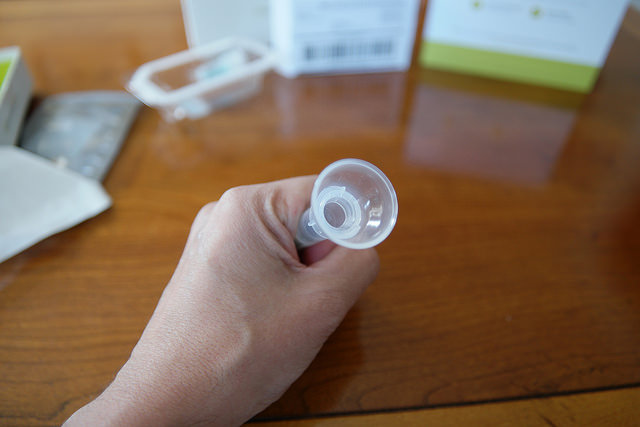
left=64, top=176, right=379, bottom=426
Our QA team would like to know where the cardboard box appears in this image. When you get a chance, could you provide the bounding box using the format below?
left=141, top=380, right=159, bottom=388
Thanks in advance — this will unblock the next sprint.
left=271, top=0, right=420, bottom=78
left=0, top=47, right=32, bottom=145
left=181, top=0, right=271, bottom=47
left=420, top=0, right=630, bottom=92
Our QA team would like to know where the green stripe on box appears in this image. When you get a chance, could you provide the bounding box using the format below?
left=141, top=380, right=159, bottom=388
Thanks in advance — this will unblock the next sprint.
left=420, top=41, right=599, bottom=93
left=0, top=60, right=11, bottom=89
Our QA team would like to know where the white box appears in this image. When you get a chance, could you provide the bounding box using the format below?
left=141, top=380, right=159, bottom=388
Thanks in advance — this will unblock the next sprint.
left=181, top=0, right=271, bottom=47
left=0, top=47, right=32, bottom=145
left=270, top=0, right=420, bottom=78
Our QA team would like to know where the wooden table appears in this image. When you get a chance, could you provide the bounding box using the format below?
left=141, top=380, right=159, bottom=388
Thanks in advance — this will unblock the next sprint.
left=1, top=1, right=640, bottom=425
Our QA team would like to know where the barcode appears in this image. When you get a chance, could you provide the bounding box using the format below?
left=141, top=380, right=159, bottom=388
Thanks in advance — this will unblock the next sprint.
left=303, top=40, right=394, bottom=61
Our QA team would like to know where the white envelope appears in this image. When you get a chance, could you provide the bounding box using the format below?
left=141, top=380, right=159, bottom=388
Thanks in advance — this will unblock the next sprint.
left=0, top=146, right=111, bottom=263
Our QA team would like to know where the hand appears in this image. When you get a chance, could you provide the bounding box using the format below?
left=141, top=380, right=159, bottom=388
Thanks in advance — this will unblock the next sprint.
left=64, top=176, right=379, bottom=426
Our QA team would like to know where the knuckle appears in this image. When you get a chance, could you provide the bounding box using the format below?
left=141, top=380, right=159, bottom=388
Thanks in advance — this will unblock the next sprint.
left=219, top=186, right=252, bottom=207
left=192, top=201, right=217, bottom=230
left=197, top=201, right=217, bottom=218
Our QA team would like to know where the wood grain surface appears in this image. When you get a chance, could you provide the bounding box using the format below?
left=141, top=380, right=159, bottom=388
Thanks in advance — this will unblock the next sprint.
left=1, top=1, right=640, bottom=425
left=261, top=387, right=640, bottom=426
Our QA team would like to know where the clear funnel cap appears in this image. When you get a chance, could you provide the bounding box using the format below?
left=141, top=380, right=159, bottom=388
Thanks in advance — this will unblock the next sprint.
left=296, top=159, right=398, bottom=249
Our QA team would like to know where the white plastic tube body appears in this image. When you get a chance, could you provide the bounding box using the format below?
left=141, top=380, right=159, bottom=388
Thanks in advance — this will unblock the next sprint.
left=295, top=209, right=326, bottom=248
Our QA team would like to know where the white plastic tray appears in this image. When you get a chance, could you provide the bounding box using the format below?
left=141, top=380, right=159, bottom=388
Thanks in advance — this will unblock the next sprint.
left=127, top=38, right=276, bottom=121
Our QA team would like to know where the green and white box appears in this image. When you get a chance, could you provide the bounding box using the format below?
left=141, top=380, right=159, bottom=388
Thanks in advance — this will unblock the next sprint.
left=0, top=47, right=32, bottom=145
left=420, top=0, right=630, bottom=92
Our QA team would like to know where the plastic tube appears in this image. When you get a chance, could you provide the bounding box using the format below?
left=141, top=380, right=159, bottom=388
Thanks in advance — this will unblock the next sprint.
left=295, top=159, right=398, bottom=249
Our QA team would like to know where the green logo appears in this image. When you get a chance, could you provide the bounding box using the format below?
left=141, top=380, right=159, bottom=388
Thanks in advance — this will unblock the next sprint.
left=531, top=6, right=542, bottom=18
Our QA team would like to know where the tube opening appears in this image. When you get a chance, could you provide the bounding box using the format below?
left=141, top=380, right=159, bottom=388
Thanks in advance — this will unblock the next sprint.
left=324, top=201, right=347, bottom=228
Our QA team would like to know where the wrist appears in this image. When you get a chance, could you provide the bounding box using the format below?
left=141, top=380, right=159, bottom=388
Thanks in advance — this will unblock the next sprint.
left=65, top=362, right=196, bottom=427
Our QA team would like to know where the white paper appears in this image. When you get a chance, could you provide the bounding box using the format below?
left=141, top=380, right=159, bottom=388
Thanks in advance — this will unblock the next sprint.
left=0, top=146, right=111, bottom=263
